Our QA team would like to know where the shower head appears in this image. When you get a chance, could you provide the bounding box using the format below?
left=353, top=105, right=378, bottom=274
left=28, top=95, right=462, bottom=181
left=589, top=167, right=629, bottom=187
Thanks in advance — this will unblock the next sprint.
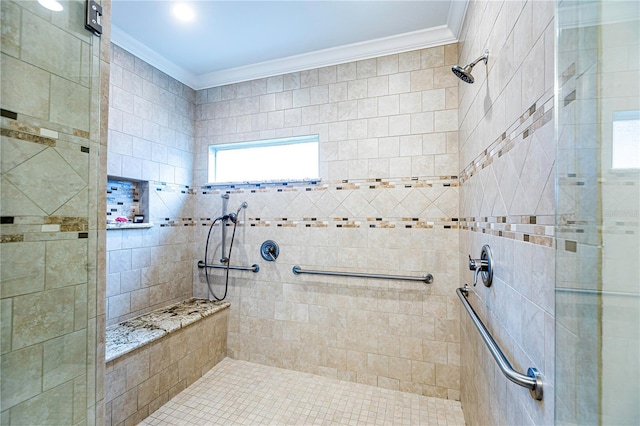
left=235, top=201, right=248, bottom=216
left=227, top=202, right=248, bottom=224
left=451, top=50, right=489, bottom=84
left=452, top=65, right=475, bottom=84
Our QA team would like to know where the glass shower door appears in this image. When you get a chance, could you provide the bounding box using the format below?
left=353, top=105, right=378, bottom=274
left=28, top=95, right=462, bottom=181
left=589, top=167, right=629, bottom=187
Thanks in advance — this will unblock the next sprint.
left=555, top=1, right=640, bottom=424
left=1, top=0, right=102, bottom=424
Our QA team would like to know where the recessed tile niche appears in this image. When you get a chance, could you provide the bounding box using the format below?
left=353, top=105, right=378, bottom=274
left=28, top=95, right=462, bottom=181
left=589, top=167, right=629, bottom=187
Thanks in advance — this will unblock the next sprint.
left=106, top=177, right=152, bottom=229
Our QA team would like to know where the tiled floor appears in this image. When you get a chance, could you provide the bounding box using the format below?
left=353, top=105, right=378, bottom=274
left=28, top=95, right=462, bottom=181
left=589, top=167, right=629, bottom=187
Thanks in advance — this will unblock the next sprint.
left=141, top=358, right=465, bottom=425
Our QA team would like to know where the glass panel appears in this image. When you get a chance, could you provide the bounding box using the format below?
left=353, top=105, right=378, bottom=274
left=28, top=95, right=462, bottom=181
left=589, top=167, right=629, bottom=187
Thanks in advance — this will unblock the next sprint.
left=0, top=0, right=101, bottom=424
left=556, top=1, right=640, bottom=424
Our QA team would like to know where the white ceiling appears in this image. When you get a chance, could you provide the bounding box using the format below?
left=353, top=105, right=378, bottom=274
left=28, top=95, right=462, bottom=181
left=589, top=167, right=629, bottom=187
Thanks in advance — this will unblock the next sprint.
left=111, top=0, right=468, bottom=90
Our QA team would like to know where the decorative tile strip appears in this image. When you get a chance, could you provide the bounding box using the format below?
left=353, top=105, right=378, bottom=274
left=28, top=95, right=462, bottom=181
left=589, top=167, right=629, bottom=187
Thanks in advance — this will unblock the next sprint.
left=158, top=217, right=196, bottom=227
left=152, top=181, right=194, bottom=194
left=202, top=176, right=458, bottom=195
left=73, top=129, right=90, bottom=138
left=199, top=217, right=459, bottom=229
left=459, top=215, right=555, bottom=248
left=1, top=116, right=90, bottom=141
left=3, top=119, right=40, bottom=135
left=459, top=89, right=554, bottom=185
left=1, top=216, right=92, bottom=242
left=0, top=234, right=24, bottom=243
left=1, top=128, right=56, bottom=147
left=107, top=179, right=141, bottom=220
left=45, top=216, right=89, bottom=232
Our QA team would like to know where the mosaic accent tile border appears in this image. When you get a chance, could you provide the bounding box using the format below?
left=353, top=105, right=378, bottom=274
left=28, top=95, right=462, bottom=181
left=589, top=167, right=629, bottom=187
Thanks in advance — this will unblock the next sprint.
left=238, top=217, right=459, bottom=229
left=153, top=181, right=194, bottom=194
left=458, top=88, right=556, bottom=248
left=1, top=127, right=56, bottom=147
left=1, top=115, right=91, bottom=146
left=150, top=181, right=197, bottom=227
left=459, top=215, right=555, bottom=247
left=196, top=176, right=460, bottom=229
left=158, top=218, right=197, bottom=228
left=196, top=216, right=459, bottom=229
left=107, top=179, right=141, bottom=221
left=1, top=234, right=24, bottom=243
left=459, top=89, right=554, bottom=185
left=0, top=216, right=89, bottom=243
left=159, top=219, right=459, bottom=230
left=203, top=176, right=459, bottom=193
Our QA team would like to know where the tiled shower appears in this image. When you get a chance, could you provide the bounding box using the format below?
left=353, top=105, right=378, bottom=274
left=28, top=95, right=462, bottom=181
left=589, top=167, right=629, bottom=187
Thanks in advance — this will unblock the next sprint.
left=2, top=0, right=639, bottom=425
left=106, top=40, right=464, bottom=403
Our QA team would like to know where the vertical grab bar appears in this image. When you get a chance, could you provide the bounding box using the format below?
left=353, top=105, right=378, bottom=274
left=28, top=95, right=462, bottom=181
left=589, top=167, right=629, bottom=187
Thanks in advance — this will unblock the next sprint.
left=457, top=285, right=544, bottom=400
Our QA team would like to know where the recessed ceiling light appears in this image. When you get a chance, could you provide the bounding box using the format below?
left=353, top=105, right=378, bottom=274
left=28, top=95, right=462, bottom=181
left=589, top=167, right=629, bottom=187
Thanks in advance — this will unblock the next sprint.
left=38, top=0, right=63, bottom=12
left=173, top=3, right=195, bottom=22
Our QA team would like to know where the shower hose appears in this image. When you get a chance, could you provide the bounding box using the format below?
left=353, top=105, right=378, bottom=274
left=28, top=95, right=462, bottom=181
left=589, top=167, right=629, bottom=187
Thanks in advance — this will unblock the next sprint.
left=203, top=216, right=238, bottom=301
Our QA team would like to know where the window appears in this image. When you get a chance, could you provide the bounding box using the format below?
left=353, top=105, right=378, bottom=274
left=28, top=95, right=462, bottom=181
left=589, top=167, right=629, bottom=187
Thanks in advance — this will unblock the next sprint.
left=612, top=110, right=640, bottom=169
left=208, top=135, right=319, bottom=183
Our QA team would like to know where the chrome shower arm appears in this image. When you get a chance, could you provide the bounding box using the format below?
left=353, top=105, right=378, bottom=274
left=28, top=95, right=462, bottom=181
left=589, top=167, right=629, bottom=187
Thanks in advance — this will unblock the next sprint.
left=468, top=50, right=489, bottom=68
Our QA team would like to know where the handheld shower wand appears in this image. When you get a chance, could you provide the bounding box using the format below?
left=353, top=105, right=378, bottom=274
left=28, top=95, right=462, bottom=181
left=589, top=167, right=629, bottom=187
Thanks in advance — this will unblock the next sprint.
left=227, top=201, right=248, bottom=224
left=203, top=199, right=249, bottom=301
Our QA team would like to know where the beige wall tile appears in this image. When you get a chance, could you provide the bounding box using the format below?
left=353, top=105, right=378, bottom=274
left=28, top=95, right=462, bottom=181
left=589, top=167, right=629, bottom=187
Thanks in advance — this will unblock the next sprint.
left=0, top=53, right=50, bottom=120
left=458, top=1, right=555, bottom=424
left=111, top=388, right=138, bottom=424
left=9, top=381, right=74, bottom=425
left=50, top=75, right=90, bottom=131
left=0, top=1, right=21, bottom=58
left=42, top=329, right=86, bottom=390
left=21, top=10, right=81, bottom=82
left=0, top=345, right=43, bottom=409
left=137, top=374, right=160, bottom=408
left=45, top=239, right=88, bottom=289
left=4, top=148, right=87, bottom=215
left=411, top=360, right=435, bottom=385
left=1, top=242, right=45, bottom=298
left=12, top=287, right=75, bottom=349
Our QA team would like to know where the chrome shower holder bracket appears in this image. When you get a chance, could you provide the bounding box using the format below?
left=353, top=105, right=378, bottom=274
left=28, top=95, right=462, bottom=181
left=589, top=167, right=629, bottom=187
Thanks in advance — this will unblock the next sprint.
left=468, top=244, right=493, bottom=287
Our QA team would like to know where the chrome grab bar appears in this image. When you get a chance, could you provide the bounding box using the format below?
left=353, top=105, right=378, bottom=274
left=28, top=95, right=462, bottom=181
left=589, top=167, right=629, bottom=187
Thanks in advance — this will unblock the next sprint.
left=197, top=261, right=259, bottom=273
left=292, top=265, right=433, bottom=284
left=457, top=285, right=543, bottom=400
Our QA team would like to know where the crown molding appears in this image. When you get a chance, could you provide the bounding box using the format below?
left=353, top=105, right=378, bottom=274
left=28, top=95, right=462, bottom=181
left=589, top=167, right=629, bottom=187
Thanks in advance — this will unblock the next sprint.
left=194, top=25, right=456, bottom=90
left=111, top=0, right=469, bottom=91
left=447, top=0, right=469, bottom=39
left=111, top=25, right=199, bottom=88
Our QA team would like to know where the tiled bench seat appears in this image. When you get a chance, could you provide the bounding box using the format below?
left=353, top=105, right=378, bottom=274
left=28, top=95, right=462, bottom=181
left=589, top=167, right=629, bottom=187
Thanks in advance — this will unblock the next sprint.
left=105, top=298, right=229, bottom=426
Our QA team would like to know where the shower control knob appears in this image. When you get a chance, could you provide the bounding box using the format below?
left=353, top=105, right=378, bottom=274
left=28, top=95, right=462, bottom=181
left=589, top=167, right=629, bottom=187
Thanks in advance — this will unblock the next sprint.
left=260, top=240, right=279, bottom=262
left=468, top=245, right=493, bottom=287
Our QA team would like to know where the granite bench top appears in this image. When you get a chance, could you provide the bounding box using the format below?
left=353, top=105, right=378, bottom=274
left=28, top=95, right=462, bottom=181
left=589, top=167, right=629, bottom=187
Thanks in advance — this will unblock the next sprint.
left=106, top=298, right=230, bottom=362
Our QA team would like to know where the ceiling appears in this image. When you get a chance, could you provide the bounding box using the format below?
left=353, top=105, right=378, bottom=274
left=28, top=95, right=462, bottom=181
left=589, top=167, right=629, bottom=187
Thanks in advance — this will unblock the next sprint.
left=111, top=0, right=468, bottom=90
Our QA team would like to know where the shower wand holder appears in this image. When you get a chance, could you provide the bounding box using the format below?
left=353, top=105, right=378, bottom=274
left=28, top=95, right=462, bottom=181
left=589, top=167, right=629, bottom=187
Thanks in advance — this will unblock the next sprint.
left=468, top=244, right=493, bottom=287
